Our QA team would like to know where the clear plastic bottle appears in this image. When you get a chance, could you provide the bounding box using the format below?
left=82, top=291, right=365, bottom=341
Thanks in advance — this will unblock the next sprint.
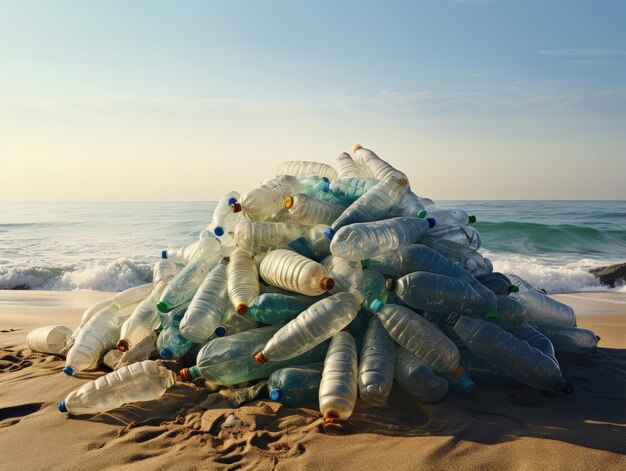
left=460, top=349, right=520, bottom=386
left=162, top=239, right=203, bottom=264
left=389, top=190, right=429, bottom=219
left=508, top=275, right=576, bottom=327
left=491, top=294, right=526, bottom=329
left=234, top=221, right=308, bottom=254
left=336, top=152, right=366, bottom=179
left=358, top=317, right=395, bottom=407
left=391, top=272, right=497, bottom=319
left=26, top=325, right=72, bottom=355
left=238, top=175, right=300, bottom=221
left=321, top=255, right=364, bottom=294
left=325, top=178, right=408, bottom=239
left=179, top=258, right=230, bottom=343
left=507, top=322, right=556, bottom=359
left=276, top=160, right=338, bottom=181
left=536, top=325, right=599, bottom=354
left=259, top=249, right=334, bottom=296
left=326, top=177, right=379, bottom=206
left=254, top=290, right=364, bottom=365
left=358, top=269, right=389, bottom=313
left=476, top=272, right=517, bottom=295
left=245, top=292, right=322, bottom=325
left=157, top=237, right=222, bottom=313
left=284, top=193, right=344, bottom=227
left=318, top=331, right=358, bottom=422
left=425, top=238, right=493, bottom=276
left=422, top=225, right=482, bottom=251
left=394, top=347, right=449, bottom=403
left=424, top=204, right=476, bottom=227
left=152, top=259, right=180, bottom=284
left=298, top=176, right=331, bottom=198
left=352, top=145, right=409, bottom=183
left=447, top=314, right=572, bottom=392
left=58, top=360, right=176, bottom=415
left=216, top=307, right=258, bottom=337
left=268, top=363, right=324, bottom=407
left=330, top=217, right=434, bottom=262
left=227, top=247, right=259, bottom=315
left=180, top=326, right=328, bottom=386
left=205, top=191, right=243, bottom=245
left=157, top=306, right=196, bottom=360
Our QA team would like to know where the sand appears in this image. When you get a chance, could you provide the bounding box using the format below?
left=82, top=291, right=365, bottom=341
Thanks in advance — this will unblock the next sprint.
left=1, top=290, right=625, bottom=470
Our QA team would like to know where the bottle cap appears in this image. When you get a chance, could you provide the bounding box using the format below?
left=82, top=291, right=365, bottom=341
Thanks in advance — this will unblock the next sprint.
left=63, top=365, right=74, bottom=376
left=468, top=215, right=477, bottom=224
left=385, top=278, right=396, bottom=291
left=254, top=352, right=268, bottom=365
left=161, top=250, right=168, bottom=259
left=159, top=348, right=173, bottom=360
left=214, top=326, right=227, bottom=337
left=323, top=228, right=335, bottom=240
left=426, top=218, right=436, bottom=228
left=231, top=202, right=242, bottom=213
left=484, top=311, right=499, bottom=320
left=227, top=197, right=238, bottom=206
left=361, top=259, right=370, bottom=269
left=269, top=389, right=282, bottom=401
left=369, top=299, right=384, bottom=313
left=236, top=303, right=248, bottom=315
left=321, top=177, right=330, bottom=192
left=508, top=285, right=520, bottom=293
left=284, top=196, right=294, bottom=209
left=58, top=401, right=67, bottom=413
left=214, top=226, right=224, bottom=236
left=454, top=367, right=475, bottom=393
left=417, top=210, right=427, bottom=219
left=352, top=144, right=362, bottom=153
left=156, top=301, right=169, bottom=313
left=179, top=368, right=193, bottom=382
left=320, top=277, right=335, bottom=291
left=116, top=339, right=130, bottom=352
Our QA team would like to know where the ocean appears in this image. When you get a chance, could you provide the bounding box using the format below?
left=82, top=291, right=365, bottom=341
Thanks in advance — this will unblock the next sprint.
left=0, top=200, right=624, bottom=294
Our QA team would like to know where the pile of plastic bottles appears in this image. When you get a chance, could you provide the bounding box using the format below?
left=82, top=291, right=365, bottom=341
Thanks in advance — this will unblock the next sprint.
left=27, top=145, right=600, bottom=422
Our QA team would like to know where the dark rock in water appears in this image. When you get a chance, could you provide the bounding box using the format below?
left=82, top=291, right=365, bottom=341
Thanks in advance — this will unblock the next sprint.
left=590, top=262, right=626, bottom=288
left=6, top=285, right=30, bottom=290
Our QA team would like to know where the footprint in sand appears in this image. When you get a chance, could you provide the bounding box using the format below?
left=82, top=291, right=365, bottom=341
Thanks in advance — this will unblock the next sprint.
left=0, top=402, right=44, bottom=429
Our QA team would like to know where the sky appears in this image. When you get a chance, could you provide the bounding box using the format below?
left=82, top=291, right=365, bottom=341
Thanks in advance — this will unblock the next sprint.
left=0, top=0, right=624, bottom=201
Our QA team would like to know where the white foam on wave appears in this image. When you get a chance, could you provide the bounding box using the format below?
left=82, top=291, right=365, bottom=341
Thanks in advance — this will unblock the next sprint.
left=0, top=258, right=152, bottom=291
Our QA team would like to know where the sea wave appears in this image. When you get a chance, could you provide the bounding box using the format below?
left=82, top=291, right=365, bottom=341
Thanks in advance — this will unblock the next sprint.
left=0, top=258, right=153, bottom=291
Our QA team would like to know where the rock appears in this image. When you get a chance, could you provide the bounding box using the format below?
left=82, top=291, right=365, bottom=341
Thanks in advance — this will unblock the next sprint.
left=103, top=349, right=124, bottom=370
left=220, top=380, right=268, bottom=407
left=222, top=413, right=244, bottom=428
left=590, top=262, right=626, bottom=288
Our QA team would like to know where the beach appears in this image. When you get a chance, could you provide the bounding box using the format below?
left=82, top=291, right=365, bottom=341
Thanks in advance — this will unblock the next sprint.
left=1, top=290, right=624, bottom=470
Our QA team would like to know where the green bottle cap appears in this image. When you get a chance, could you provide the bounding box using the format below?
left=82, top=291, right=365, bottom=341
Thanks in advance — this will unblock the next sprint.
left=417, top=210, right=427, bottom=219
left=156, top=301, right=168, bottom=313
left=361, top=259, right=370, bottom=269
left=484, top=311, right=499, bottom=320
left=508, top=285, right=520, bottom=293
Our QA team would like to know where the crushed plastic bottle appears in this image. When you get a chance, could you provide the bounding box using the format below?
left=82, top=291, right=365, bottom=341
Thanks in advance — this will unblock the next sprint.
left=319, top=331, right=358, bottom=422
left=259, top=249, right=334, bottom=296
left=394, top=347, right=449, bottom=403
left=268, top=363, right=324, bottom=407
left=357, top=317, right=395, bottom=407
left=58, top=360, right=176, bottom=415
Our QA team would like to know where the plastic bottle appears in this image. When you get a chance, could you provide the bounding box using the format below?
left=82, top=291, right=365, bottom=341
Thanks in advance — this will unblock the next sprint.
left=237, top=175, right=300, bottom=221
left=507, top=322, right=556, bottom=359
left=508, top=275, right=576, bottom=327
left=394, top=348, right=449, bottom=403
left=157, top=237, right=222, bottom=313
left=297, top=176, right=331, bottom=198
left=424, top=204, right=476, bottom=227
left=421, top=225, right=482, bottom=251
left=26, top=325, right=72, bottom=355
left=234, top=221, right=309, bottom=255
left=254, top=290, right=364, bottom=365
left=326, top=177, right=379, bottom=206
left=352, top=145, right=409, bottom=183
left=157, top=306, right=196, bottom=360
left=58, top=360, right=176, bottom=415
left=425, top=238, right=493, bottom=276
left=491, top=295, right=526, bottom=329
left=336, top=152, right=366, bottom=179
left=357, top=317, right=395, bottom=407
left=318, top=331, right=358, bottom=422
left=321, top=255, right=364, bottom=294
left=446, top=314, right=572, bottom=392
left=216, top=307, right=258, bottom=337
left=245, top=293, right=322, bottom=325
left=205, top=191, right=243, bottom=245
left=390, top=272, right=497, bottom=319
left=152, top=259, right=180, bottom=284
left=180, top=326, right=328, bottom=386
left=459, top=349, right=520, bottom=386
left=179, top=258, right=230, bottom=343
left=276, top=160, right=338, bottom=181
left=536, top=325, right=599, bottom=354
left=330, top=217, right=434, bottom=262
left=259, top=249, right=334, bottom=296
left=325, top=178, right=407, bottom=239
left=284, top=193, right=344, bottom=226
left=389, top=190, right=429, bottom=219
left=358, top=269, right=389, bottom=313
left=162, top=239, right=203, bottom=264
left=227, top=247, right=259, bottom=315
left=476, top=272, right=517, bottom=295
left=268, top=363, right=324, bottom=407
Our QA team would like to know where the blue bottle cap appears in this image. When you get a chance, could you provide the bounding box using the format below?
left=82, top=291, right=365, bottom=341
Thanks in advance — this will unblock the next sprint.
left=63, top=365, right=74, bottom=376
left=215, top=326, right=227, bottom=337
left=269, top=389, right=282, bottom=401
left=426, top=217, right=436, bottom=228
left=458, top=372, right=475, bottom=393
left=214, top=226, right=224, bottom=236
left=369, top=299, right=384, bottom=313
left=159, top=348, right=173, bottom=360
left=227, top=197, right=238, bottom=206
left=58, top=401, right=67, bottom=413
left=161, top=250, right=168, bottom=259
left=324, top=228, right=335, bottom=240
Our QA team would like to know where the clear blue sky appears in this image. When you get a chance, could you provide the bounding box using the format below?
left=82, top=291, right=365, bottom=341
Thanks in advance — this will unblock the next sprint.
left=1, top=0, right=624, bottom=201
